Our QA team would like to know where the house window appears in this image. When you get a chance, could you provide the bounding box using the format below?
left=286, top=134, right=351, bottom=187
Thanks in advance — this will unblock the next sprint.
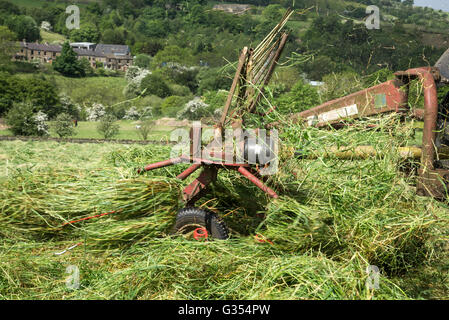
left=31, top=50, right=34, bottom=54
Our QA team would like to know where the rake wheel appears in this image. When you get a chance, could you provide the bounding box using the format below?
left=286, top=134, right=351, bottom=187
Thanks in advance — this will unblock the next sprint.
left=174, top=207, right=229, bottom=240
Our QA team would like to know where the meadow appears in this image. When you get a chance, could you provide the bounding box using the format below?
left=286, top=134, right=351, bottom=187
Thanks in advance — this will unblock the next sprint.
left=1, top=112, right=449, bottom=300
left=0, top=120, right=181, bottom=142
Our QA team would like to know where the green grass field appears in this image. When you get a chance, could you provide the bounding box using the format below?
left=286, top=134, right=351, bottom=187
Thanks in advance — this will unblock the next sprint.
left=40, top=30, right=66, bottom=44
left=7, top=0, right=99, bottom=8
left=0, top=120, right=181, bottom=141
left=14, top=73, right=128, bottom=107
left=1, top=113, right=449, bottom=299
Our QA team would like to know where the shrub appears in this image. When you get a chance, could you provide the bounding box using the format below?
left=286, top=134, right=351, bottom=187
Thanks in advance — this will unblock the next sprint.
left=53, top=113, right=75, bottom=138
left=134, top=54, right=152, bottom=69
left=124, top=66, right=151, bottom=97
left=97, top=114, right=120, bottom=139
left=86, top=103, right=106, bottom=121
left=276, top=80, right=320, bottom=114
left=5, top=102, right=49, bottom=136
left=140, top=74, right=172, bottom=98
left=161, top=96, right=188, bottom=118
left=177, top=97, right=211, bottom=120
left=59, top=94, right=81, bottom=119
left=123, top=106, right=141, bottom=120
left=136, top=119, right=154, bottom=141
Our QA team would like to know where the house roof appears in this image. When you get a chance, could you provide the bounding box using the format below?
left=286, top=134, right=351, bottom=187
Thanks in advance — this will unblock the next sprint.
left=19, top=42, right=132, bottom=59
left=21, top=42, right=61, bottom=52
left=73, top=48, right=104, bottom=57
left=94, top=44, right=130, bottom=56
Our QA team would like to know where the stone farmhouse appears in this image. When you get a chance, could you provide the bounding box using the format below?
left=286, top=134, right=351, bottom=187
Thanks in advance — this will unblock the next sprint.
left=212, top=4, right=252, bottom=15
left=14, top=41, right=133, bottom=71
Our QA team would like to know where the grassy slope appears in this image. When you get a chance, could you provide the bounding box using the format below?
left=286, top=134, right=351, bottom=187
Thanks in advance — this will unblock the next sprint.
left=8, top=0, right=98, bottom=8
left=40, top=30, right=66, bottom=44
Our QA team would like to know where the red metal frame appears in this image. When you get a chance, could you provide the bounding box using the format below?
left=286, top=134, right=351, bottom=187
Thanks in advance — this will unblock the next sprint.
left=281, top=67, right=446, bottom=198
left=140, top=152, right=278, bottom=206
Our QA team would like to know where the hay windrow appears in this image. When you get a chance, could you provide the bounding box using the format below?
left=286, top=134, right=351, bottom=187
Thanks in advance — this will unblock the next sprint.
left=1, top=113, right=449, bottom=299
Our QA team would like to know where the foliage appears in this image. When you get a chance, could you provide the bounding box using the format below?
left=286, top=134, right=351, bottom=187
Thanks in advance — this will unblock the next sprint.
left=124, top=66, right=151, bottom=97
left=197, top=67, right=233, bottom=94
left=79, top=58, right=94, bottom=76
left=136, top=119, right=154, bottom=140
left=52, top=112, right=75, bottom=138
left=59, top=94, right=80, bottom=120
left=320, top=72, right=364, bottom=102
left=97, top=114, right=120, bottom=139
left=123, top=106, right=141, bottom=120
left=5, top=15, right=40, bottom=42
left=203, top=89, right=228, bottom=111
left=161, top=96, right=188, bottom=118
left=276, top=80, right=320, bottom=114
left=0, top=73, right=61, bottom=118
left=53, top=42, right=85, bottom=77
left=69, top=25, right=100, bottom=43
left=86, top=103, right=106, bottom=122
left=5, top=102, right=48, bottom=136
left=140, top=74, right=172, bottom=98
left=151, top=45, right=195, bottom=68
left=0, top=26, right=17, bottom=70
left=134, top=54, right=152, bottom=69
left=177, top=97, right=211, bottom=120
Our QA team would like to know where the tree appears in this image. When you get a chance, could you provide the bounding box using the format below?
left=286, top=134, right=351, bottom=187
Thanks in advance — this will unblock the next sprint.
left=177, top=97, right=211, bottom=120
left=5, top=15, right=40, bottom=42
left=53, top=113, right=76, bottom=138
left=69, top=25, right=100, bottom=43
left=134, top=54, right=152, bottom=69
left=20, top=77, right=61, bottom=118
left=6, top=102, right=49, bottom=136
left=0, top=26, right=17, bottom=70
left=152, top=45, right=195, bottom=67
left=262, top=4, right=285, bottom=22
left=197, top=67, right=233, bottom=94
left=79, top=58, right=94, bottom=76
left=276, top=80, right=320, bottom=114
left=101, top=28, right=126, bottom=44
left=97, top=114, right=120, bottom=139
left=161, top=95, right=188, bottom=117
left=140, top=74, right=172, bottom=98
left=53, top=42, right=85, bottom=77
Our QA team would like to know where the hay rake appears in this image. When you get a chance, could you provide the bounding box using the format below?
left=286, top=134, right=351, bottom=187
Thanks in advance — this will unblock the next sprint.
left=140, top=9, right=449, bottom=240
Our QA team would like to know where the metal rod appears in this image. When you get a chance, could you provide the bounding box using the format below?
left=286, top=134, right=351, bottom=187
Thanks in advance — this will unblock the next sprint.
left=177, top=164, right=202, bottom=180
left=141, top=157, right=183, bottom=172
left=237, top=166, right=278, bottom=198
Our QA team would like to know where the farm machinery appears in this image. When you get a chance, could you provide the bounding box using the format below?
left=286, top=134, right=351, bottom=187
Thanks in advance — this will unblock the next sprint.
left=140, top=10, right=449, bottom=240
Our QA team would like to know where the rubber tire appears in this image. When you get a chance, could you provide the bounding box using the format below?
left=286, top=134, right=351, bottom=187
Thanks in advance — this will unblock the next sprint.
left=174, top=207, right=229, bottom=240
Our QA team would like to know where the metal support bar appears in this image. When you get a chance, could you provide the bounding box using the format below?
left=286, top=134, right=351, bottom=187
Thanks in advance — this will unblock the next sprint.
left=139, top=157, right=183, bottom=173
left=183, top=167, right=218, bottom=205
left=237, top=166, right=278, bottom=198
left=177, top=164, right=202, bottom=181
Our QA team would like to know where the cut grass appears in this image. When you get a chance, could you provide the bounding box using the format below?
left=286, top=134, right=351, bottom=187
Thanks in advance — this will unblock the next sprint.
left=1, top=113, right=449, bottom=299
